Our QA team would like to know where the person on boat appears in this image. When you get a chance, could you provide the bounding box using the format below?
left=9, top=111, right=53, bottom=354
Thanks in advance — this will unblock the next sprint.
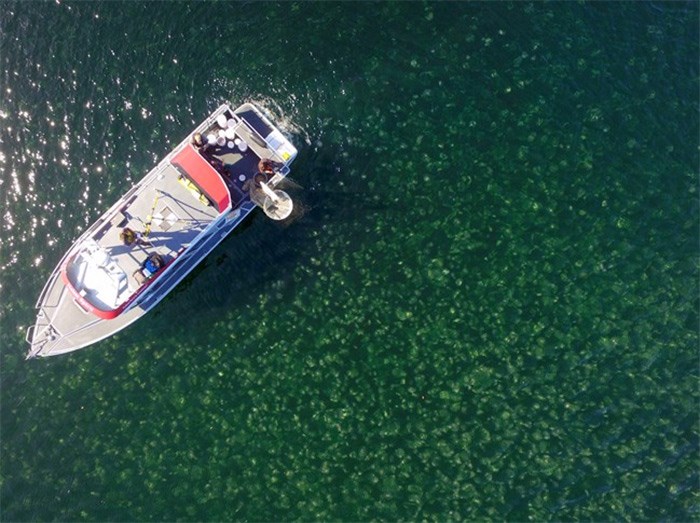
left=120, top=227, right=150, bottom=247
left=192, top=132, right=226, bottom=173
left=192, top=132, right=210, bottom=154
left=143, top=252, right=164, bottom=274
left=132, top=252, right=165, bottom=283
left=258, top=158, right=279, bottom=176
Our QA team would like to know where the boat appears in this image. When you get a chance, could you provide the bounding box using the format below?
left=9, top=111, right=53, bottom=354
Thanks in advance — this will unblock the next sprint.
left=26, top=102, right=298, bottom=358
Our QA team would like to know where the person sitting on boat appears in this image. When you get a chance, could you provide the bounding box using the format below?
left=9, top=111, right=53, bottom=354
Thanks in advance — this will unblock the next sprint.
left=191, top=132, right=210, bottom=154
left=120, top=227, right=150, bottom=247
left=258, top=158, right=279, bottom=176
left=132, top=252, right=165, bottom=283
left=193, top=133, right=226, bottom=173
left=142, top=252, right=164, bottom=276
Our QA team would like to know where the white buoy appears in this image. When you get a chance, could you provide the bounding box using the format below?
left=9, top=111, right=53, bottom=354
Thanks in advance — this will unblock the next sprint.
left=216, top=114, right=228, bottom=129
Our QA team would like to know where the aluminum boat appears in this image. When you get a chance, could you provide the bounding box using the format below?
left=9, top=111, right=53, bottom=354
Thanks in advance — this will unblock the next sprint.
left=26, top=102, right=297, bottom=358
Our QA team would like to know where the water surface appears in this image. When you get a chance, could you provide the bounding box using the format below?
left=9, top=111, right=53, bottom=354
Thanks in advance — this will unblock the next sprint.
left=0, top=2, right=698, bottom=521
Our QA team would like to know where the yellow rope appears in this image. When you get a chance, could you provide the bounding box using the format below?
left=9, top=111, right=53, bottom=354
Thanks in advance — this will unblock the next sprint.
left=143, top=191, right=161, bottom=237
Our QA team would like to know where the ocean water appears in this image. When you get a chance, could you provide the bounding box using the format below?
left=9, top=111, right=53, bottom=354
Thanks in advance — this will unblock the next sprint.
left=0, top=2, right=698, bottom=521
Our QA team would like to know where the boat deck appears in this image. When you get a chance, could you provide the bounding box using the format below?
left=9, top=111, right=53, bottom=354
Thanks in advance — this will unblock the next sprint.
left=69, top=160, right=219, bottom=309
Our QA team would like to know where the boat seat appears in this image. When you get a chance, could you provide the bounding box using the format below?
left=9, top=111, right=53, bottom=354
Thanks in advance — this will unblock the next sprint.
left=74, top=260, right=88, bottom=286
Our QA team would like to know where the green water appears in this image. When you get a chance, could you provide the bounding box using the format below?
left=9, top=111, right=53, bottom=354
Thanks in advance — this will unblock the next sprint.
left=1, top=2, right=698, bottom=521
